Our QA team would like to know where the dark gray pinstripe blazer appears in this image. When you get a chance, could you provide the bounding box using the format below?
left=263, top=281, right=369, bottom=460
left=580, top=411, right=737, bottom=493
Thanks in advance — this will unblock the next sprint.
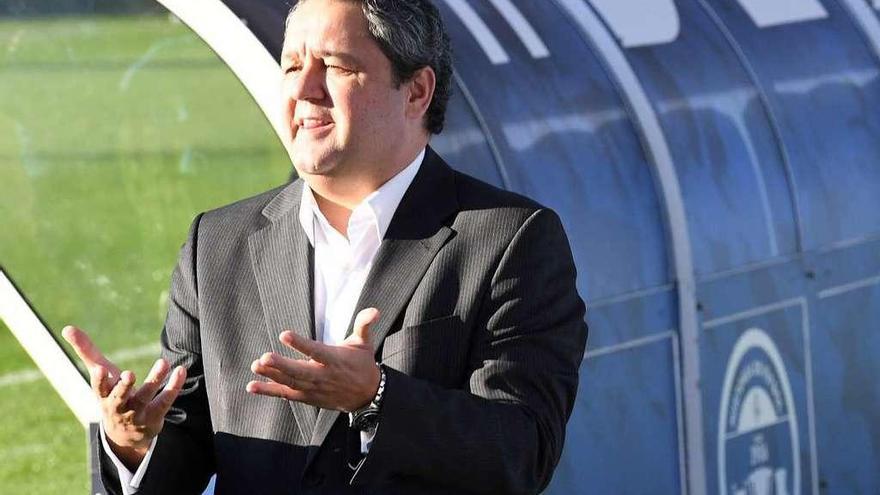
left=100, top=147, right=588, bottom=495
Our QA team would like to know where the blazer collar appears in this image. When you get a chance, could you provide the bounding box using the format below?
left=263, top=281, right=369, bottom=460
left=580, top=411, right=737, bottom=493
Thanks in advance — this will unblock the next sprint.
left=260, top=176, right=304, bottom=223
left=248, top=179, right=318, bottom=442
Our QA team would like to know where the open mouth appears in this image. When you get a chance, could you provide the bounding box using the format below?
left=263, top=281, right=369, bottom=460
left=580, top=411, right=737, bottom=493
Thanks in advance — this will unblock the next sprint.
left=299, top=118, right=333, bottom=132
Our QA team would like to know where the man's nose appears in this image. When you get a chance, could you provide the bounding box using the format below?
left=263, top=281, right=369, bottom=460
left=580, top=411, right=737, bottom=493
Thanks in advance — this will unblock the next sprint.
left=288, top=60, right=326, bottom=102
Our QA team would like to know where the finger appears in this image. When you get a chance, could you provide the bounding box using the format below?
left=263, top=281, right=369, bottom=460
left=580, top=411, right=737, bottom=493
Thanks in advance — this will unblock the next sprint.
left=246, top=380, right=306, bottom=402
left=350, top=308, right=380, bottom=344
left=108, top=370, right=136, bottom=412
left=62, top=325, right=119, bottom=375
left=250, top=361, right=300, bottom=389
left=129, top=359, right=169, bottom=410
left=146, top=366, right=186, bottom=419
left=279, top=332, right=332, bottom=364
left=90, top=364, right=117, bottom=398
left=251, top=356, right=317, bottom=390
left=258, top=352, right=322, bottom=382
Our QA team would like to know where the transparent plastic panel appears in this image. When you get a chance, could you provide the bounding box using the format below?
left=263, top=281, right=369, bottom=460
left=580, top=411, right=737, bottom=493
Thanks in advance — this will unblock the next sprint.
left=706, top=0, right=880, bottom=249
left=437, top=0, right=671, bottom=302
left=429, top=88, right=505, bottom=188
left=1, top=13, right=289, bottom=353
left=0, top=5, right=288, bottom=491
left=619, top=0, right=799, bottom=276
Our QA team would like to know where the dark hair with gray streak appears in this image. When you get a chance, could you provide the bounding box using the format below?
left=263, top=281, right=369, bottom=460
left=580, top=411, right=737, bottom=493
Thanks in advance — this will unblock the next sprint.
left=288, top=0, right=453, bottom=134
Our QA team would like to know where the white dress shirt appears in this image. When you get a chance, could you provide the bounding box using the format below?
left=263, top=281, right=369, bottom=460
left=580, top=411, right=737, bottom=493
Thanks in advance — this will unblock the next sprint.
left=102, top=148, right=425, bottom=494
left=302, top=148, right=424, bottom=347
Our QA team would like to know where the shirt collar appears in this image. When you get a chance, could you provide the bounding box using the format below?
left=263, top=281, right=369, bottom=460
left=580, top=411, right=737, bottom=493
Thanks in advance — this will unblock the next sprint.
left=298, top=147, right=426, bottom=245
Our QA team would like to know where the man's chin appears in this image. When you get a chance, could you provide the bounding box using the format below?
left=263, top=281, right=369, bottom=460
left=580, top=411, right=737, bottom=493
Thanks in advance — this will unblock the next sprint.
left=292, top=154, right=339, bottom=177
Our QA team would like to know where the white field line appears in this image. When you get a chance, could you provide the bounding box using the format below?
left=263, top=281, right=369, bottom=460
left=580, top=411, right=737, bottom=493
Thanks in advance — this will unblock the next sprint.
left=2, top=442, right=51, bottom=460
left=0, top=342, right=160, bottom=388
left=0, top=368, right=43, bottom=388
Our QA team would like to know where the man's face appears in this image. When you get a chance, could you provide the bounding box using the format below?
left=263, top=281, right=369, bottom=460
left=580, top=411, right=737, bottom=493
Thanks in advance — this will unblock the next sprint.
left=281, top=0, right=408, bottom=179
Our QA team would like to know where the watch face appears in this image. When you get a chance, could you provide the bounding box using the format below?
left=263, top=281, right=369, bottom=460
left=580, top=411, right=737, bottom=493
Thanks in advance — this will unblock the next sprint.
left=354, top=410, right=380, bottom=430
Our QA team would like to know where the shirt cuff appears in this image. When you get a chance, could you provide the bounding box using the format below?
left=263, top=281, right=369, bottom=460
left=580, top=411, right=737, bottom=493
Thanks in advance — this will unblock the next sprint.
left=359, top=427, right=377, bottom=454
left=99, top=421, right=158, bottom=494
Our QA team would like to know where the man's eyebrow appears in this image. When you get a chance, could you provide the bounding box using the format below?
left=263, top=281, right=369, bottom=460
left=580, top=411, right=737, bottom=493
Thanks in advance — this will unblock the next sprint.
left=280, top=48, right=362, bottom=66
left=280, top=49, right=301, bottom=64
left=312, top=49, right=361, bottom=65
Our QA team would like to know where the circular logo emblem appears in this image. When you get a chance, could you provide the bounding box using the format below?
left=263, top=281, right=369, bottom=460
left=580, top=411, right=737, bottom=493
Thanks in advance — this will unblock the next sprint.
left=718, top=328, right=799, bottom=495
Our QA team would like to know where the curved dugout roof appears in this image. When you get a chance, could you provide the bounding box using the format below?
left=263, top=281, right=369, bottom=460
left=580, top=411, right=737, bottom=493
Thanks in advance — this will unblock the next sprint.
left=5, top=0, right=874, bottom=493
left=194, top=0, right=880, bottom=295
left=151, top=3, right=880, bottom=493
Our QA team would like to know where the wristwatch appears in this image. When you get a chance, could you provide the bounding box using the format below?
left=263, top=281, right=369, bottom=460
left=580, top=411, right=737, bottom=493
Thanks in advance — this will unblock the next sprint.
left=349, top=364, right=386, bottom=431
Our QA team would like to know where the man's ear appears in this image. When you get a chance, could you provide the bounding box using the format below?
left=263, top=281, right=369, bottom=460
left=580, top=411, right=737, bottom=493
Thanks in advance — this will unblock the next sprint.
left=405, top=66, right=436, bottom=122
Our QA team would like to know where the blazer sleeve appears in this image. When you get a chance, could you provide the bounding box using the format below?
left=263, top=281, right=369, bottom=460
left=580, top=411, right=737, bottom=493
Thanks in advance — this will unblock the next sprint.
left=350, top=208, right=589, bottom=494
left=99, top=213, right=216, bottom=495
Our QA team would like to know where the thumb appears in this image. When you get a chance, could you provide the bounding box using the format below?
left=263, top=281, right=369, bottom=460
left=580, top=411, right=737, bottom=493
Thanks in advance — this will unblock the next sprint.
left=351, top=308, right=380, bottom=344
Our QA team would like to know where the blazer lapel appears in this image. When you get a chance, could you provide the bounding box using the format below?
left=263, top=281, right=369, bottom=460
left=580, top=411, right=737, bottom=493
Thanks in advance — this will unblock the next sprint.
left=308, top=147, right=459, bottom=455
left=248, top=180, right=319, bottom=442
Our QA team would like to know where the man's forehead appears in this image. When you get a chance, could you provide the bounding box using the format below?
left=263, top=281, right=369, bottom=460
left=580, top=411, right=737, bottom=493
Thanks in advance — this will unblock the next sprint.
left=283, top=0, right=370, bottom=54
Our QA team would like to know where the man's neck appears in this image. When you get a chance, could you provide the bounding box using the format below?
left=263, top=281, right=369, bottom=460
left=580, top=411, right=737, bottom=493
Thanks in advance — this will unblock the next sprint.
left=313, top=191, right=354, bottom=238
left=304, top=144, right=427, bottom=238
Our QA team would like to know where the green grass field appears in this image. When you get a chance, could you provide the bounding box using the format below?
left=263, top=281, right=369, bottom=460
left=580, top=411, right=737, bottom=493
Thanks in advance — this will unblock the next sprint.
left=0, top=14, right=291, bottom=493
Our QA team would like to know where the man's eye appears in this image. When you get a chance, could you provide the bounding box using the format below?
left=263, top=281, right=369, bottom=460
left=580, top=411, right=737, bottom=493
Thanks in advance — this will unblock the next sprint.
left=328, top=65, right=354, bottom=75
left=285, top=66, right=302, bottom=74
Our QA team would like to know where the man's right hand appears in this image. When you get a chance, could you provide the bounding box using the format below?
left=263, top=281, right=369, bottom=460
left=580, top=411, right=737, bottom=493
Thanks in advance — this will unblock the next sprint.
left=62, top=325, right=187, bottom=471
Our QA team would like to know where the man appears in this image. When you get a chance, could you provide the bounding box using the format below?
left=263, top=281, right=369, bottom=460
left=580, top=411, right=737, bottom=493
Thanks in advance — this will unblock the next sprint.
left=63, top=0, right=588, bottom=493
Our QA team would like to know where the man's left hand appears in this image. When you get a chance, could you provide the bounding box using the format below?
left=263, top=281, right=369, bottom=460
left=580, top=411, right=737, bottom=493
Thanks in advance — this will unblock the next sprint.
left=247, top=307, right=381, bottom=412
